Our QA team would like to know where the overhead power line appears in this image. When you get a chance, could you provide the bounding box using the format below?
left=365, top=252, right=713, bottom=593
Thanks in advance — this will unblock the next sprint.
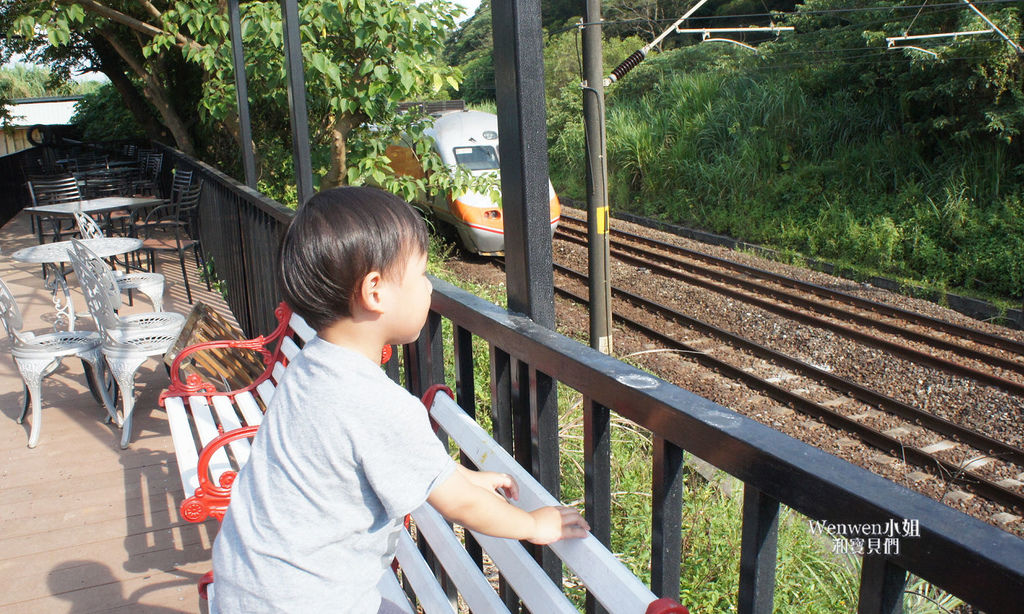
left=559, top=0, right=1024, bottom=35
left=596, top=0, right=1020, bottom=84
left=960, top=0, right=1024, bottom=53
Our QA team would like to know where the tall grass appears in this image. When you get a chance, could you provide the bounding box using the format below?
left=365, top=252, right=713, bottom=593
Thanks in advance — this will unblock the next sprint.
left=547, top=46, right=1024, bottom=306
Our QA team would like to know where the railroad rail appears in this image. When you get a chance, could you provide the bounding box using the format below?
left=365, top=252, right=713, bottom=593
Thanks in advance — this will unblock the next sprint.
left=549, top=261, right=1024, bottom=514
left=514, top=216, right=1024, bottom=523
left=557, top=215, right=1024, bottom=397
left=559, top=213, right=1024, bottom=354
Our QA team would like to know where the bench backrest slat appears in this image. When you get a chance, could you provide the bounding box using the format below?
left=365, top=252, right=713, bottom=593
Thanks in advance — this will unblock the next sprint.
left=271, top=361, right=288, bottom=386
left=378, top=570, right=415, bottom=614
left=280, top=336, right=302, bottom=362
left=256, top=378, right=278, bottom=407
left=469, top=529, right=580, bottom=613
left=429, top=393, right=658, bottom=613
left=288, top=311, right=316, bottom=342
left=411, top=504, right=513, bottom=614
left=395, top=530, right=458, bottom=613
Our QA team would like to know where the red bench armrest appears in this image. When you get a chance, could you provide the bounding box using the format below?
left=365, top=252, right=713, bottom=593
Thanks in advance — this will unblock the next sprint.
left=160, top=303, right=295, bottom=405
left=180, top=426, right=260, bottom=523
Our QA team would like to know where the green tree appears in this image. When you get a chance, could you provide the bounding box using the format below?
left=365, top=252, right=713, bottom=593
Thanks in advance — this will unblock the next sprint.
left=71, top=81, right=144, bottom=141
left=3, top=1, right=202, bottom=152
left=4, top=0, right=490, bottom=205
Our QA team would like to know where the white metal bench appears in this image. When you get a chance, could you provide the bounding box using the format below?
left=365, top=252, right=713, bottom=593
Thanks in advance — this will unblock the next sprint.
left=161, top=305, right=689, bottom=614
left=160, top=302, right=315, bottom=505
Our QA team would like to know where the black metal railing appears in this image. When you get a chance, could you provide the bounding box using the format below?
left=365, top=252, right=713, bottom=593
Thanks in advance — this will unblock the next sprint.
left=420, top=280, right=1024, bottom=614
left=3, top=143, right=1022, bottom=612
left=155, top=143, right=294, bottom=337
left=0, top=147, right=45, bottom=227
left=149, top=144, right=1024, bottom=613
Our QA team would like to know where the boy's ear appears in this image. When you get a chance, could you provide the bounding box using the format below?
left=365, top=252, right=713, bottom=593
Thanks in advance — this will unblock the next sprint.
left=357, top=270, right=386, bottom=314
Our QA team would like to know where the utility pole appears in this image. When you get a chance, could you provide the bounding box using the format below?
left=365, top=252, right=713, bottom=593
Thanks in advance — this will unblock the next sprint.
left=581, top=0, right=613, bottom=354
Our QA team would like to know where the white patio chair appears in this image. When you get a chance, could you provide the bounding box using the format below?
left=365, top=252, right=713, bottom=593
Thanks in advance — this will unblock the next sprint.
left=0, top=276, right=108, bottom=448
left=73, top=211, right=167, bottom=312
left=67, top=239, right=186, bottom=448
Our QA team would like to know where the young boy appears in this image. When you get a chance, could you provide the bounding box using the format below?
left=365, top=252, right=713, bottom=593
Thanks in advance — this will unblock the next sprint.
left=211, top=187, right=589, bottom=613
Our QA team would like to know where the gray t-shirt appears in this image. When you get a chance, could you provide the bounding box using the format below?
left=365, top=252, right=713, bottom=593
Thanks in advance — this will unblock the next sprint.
left=211, top=337, right=456, bottom=613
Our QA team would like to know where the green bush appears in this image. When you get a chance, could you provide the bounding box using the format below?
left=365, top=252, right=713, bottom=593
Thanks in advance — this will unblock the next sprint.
left=546, top=39, right=1024, bottom=304
left=71, top=83, right=145, bottom=141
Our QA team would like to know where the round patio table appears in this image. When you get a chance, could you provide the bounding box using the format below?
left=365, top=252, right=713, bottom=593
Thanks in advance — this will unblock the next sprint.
left=10, top=237, right=143, bottom=331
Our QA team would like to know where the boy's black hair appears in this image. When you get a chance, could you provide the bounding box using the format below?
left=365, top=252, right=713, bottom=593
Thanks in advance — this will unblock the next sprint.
left=277, top=186, right=428, bottom=331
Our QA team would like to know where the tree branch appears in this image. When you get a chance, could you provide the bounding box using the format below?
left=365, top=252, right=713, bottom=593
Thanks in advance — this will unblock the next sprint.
left=59, top=0, right=202, bottom=53
left=60, top=0, right=165, bottom=40
left=97, top=27, right=146, bottom=81
left=137, top=0, right=193, bottom=49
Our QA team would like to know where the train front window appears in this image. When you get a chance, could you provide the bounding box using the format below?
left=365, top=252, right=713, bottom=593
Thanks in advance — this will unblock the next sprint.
left=453, top=146, right=499, bottom=171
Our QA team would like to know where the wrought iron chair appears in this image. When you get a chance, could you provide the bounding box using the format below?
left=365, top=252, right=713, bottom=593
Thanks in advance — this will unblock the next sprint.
left=119, top=168, right=194, bottom=236
left=73, top=211, right=167, bottom=312
left=67, top=239, right=186, bottom=448
left=0, top=276, right=107, bottom=448
left=131, top=152, right=163, bottom=196
left=135, top=181, right=210, bottom=304
left=80, top=167, right=131, bottom=199
left=166, top=168, right=195, bottom=203
left=26, top=174, right=81, bottom=243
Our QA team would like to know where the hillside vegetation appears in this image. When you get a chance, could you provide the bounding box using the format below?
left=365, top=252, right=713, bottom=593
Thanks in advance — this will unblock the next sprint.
left=455, top=0, right=1024, bottom=308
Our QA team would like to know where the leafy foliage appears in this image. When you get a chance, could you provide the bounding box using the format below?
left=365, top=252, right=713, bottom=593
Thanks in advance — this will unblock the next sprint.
left=544, top=2, right=1024, bottom=303
left=0, top=64, right=97, bottom=99
left=4, top=0, right=489, bottom=207
left=71, top=82, right=144, bottom=141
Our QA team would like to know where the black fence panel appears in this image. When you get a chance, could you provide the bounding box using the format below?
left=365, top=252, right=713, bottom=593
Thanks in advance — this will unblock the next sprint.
left=154, top=143, right=293, bottom=337
left=423, top=277, right=1024, bottom=614
left=0, top=148, right=45, bottom=228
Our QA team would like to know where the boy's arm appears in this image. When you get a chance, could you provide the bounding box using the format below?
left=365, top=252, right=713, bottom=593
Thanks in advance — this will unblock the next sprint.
left=427, top=469, right=589, bottom=545
left=454, top=464, right=519, bottom=501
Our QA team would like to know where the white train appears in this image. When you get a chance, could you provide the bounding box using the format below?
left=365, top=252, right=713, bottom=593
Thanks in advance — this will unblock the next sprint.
left=387, top=110, right=561, bottom=255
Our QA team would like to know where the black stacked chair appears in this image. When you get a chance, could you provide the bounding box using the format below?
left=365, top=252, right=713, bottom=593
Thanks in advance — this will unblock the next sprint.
left=135, top=180, right=210, bottom=303
left=26, top=175, right=82, bottom=243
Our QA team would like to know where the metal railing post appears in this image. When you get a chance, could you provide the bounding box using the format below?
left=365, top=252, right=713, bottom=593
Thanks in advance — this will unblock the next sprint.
left=228, top=0, right=257, bottom=189
left=738, top=484, right=780, bottom=613
left=279, top=0, right=314, bottom=206
left=490, top=0, right=555, bottom=328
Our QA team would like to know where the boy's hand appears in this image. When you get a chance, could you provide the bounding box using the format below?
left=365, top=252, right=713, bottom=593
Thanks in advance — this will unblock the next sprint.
left=527, top=506, right=590, bottom=545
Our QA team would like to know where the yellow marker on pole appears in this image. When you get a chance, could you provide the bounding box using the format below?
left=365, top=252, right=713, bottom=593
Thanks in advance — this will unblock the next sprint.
left=597, top=206, right=609, bottom=234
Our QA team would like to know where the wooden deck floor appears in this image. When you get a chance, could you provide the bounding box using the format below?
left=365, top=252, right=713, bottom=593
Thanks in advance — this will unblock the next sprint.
left=0, top=210, right=237, bottom=613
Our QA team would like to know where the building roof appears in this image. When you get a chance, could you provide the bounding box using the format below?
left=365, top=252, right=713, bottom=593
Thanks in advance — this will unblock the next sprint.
left=5, top=96, right=82, bottom=126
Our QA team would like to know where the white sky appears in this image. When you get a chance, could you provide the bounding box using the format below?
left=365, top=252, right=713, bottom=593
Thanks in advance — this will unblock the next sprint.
left=452, top=0, right=481, bottom=21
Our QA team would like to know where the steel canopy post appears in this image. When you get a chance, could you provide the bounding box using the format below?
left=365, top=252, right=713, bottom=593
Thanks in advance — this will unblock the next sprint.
left=491, top=0, right=560, bottom=587
left=279, top=0, right=315, bottom=207
left=491, top=0, right=555, bottom=329
left=228, top=0, right=257, bottom=189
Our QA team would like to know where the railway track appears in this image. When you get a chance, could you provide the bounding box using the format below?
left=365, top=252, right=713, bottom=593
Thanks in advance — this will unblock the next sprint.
left=534, top=214, right=1024, bottom=521
left=557, top=214, right=1024, bottom=396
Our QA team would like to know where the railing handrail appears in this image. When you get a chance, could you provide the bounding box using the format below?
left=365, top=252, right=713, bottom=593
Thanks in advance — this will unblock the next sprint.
left=429, top=276, right=1024, bottom=611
